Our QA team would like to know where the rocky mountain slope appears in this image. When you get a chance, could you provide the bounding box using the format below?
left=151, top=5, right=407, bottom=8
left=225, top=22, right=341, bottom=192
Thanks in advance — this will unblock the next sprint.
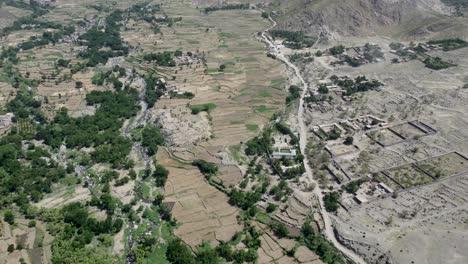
left=193, top=0, right=468, bottom=40
left=267, top=0, right=468, bottom=40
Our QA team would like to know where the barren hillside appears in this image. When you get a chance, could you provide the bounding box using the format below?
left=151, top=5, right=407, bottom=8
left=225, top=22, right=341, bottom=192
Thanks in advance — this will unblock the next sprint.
left=192, top=0, right=468, bottom=40
left=268, top=0, right=468, bottom=40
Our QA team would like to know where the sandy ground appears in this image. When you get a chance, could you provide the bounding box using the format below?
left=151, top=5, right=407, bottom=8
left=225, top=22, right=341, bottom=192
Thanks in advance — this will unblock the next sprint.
left=299, top=36, right=468, bottom=263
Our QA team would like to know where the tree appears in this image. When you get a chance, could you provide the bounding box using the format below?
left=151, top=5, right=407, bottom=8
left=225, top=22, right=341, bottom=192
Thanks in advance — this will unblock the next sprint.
left=62, top=203, right=88, bottom=227
left=270, top=221, right=289, bottom=238
left=301, top=221, right=314, bottom=237
left=216, top=242, right=233, bottom=261
left=344, top=136, right=354, bottom=145
left=329, top=45, right=345, bottom=56
left=196, top=243, right=220, bottom=264
left=318, top=84, right=329, bottom=94
left=7, top=244, right=14, bottom=253
left=4, top=210, right=15, bottom=225
left=323, top=192, right=340, bottom=212
left=141, top=125, right=164, bottom=156
left=192, top=160, right=218, bottom=177
left=219, top=64, right=226, bottom=71
left=266, top=203, right=277, bottom=213
left=75, top=81, right=83, bottom=89
left=153, top=164, right=169, bottom=187
left=166, top=239, right=196, bottom=264
left=28, top=220, right=36, bottom=227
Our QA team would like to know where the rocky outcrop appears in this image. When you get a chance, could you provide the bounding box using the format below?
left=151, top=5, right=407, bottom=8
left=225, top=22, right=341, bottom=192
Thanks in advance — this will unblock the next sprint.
left=148, top=105, right=211, bottom=151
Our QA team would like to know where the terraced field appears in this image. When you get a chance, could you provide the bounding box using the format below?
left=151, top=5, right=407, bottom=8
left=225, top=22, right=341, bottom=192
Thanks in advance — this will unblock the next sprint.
left=157, top=149, right=241, bottom=248
left=152, top=0, right=286, bottom=150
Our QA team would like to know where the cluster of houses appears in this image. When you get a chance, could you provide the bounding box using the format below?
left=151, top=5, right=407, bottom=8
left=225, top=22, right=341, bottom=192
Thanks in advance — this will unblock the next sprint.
left=173, top=54, right=201, bottom=66
left=340, top=43, right=384, bottom=64
left=343, top=181, right=394, bottom=208
left=389, top=42, right=442, bottom=62
left=313, top=115, right=388, bottom=141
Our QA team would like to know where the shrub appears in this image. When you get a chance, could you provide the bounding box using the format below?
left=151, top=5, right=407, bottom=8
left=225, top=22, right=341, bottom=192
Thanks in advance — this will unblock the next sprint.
left=141, top=125, right=164, bottom=156
left=190, top=103, right=217, bottom=114
left=266, top=203, right=277, bottom=213
left=7, top=244, right=14, bottom=253
left=153, top=165, right=169, bottom=187
left=166, top=239, right=196, bottom=264
left=344, top=136, right=354, bottom=145
left=4, top=210, right=14, bottom=225
left=28, top=220, right=36, bottom=227
left=192, top=160, right=218, bottom=176
left=270, top=221, right=289, bottom=238
left=318, top=84, right=329, bottom=94
left=423, top=56, right=454, bottom=70
left=329, top=45, right=345, bottom=56
left=323, top=192, right=340, bottom=212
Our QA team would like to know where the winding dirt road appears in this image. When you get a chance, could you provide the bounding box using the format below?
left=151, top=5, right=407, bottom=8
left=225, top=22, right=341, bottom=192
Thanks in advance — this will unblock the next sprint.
left=258, top=11, right=367, bottom=264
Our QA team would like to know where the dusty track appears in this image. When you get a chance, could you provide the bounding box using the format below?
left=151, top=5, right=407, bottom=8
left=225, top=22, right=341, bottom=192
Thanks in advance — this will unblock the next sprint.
left=258, top=9, right=367, bottom=264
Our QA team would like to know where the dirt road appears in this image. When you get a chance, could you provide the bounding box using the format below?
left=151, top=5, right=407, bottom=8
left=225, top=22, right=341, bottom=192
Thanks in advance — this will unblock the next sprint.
left=258, top=10, right=367, bottom=264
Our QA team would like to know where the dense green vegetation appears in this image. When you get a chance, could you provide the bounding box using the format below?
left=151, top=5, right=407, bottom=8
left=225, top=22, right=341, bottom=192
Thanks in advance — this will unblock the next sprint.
left=0, top=134, right=70, bottom=206
left=190, top=103, right=217, bottom=114
left=143, top=51, right=177, bottom=67
left=144, top=75, right=167, bottom=107
left=441, top=0, right=468, bottom=7
left=270, top=30, right=315, bottom=49
left=0, top=0, right=50, bottom=37
left=49, top=202, right=123, bottom=263
left=344, top=179, right=367, bottom=194
left=269, top=180, right=293, bottom=201
left=165, top=225, right=261, bottom=263
left=170, top=91, right=195, bottom=99
left=228, top=185, right=266, bottom=211
left=428, top=38, right=468, bottom=51
left=329, top=45, right=345, bottom=56
left=78, top=10, right=128, bottom=66
left=35, top=89, right=139, bottom=167
left=301, top=222, right=347, bottom=264
left=344, top=55, right=362, bottom=67
left=289, top=52, right=314, bottom=63
left=141, top=125, right=165, bottom=156
left=331, top=75, right=383, bottom=96
left=423, top=56, right=455, bottom=70
left=323, top=192, right=340, bottom=212
left=204, top=4, right=250, bottom=14
left=192, top=160, right=219, bottom=177
left=286, top=85, right=301, bottom=104
left=91, top=66, right=126, bottom=86
left=153, top=164, right=169, bottom=187
left=2, top=17, right=72, bottom=37
left=245, top=129, right=272, bottom=156
left=6, top=89, right=44, bottom=121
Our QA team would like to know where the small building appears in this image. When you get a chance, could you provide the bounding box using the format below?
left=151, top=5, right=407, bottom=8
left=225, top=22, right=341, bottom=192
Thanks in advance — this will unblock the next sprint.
left=354, top=194, right=368, bottom=204
left=272, top=149, right=297, bottom=159
left=378, top=182, right=394, bottom=194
